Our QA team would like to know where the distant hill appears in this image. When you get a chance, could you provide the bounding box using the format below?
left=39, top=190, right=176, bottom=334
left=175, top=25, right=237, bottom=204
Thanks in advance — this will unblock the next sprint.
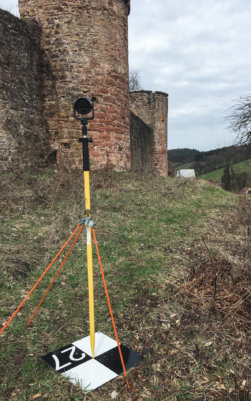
left=168, top=148, right=201, bottom=164
left=169, top=145, right=251, bottom=175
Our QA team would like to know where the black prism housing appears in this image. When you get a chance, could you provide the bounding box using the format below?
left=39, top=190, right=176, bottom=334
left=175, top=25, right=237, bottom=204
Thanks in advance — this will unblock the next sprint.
left=74, top=98, right=94, bottom=121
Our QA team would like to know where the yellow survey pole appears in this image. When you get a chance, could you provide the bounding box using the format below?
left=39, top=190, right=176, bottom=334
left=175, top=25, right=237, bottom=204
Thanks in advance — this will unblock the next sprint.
left=83, top=170, right=95, bottom=358
left=75, top=98, right=95, bottom=358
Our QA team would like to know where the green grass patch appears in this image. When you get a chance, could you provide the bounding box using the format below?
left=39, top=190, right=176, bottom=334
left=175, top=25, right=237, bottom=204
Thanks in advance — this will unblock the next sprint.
left=176, top=161, right=194, bottom=169
left=0, top=169, right=248, bottom=401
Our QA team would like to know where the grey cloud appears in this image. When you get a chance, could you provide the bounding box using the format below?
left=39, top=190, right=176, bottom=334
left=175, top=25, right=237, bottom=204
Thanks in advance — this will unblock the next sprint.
left=129, top=0, right=251, bottom=150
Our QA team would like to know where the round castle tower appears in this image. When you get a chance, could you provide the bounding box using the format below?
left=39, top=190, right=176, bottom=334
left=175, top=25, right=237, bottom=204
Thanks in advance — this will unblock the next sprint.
left=18, top=0, right=131, bottom=170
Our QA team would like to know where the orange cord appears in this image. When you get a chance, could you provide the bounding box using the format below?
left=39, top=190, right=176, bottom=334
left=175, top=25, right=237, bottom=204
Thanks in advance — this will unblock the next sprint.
left=0, top=224, right=81, bottom=336
left=27, top=225, right=84, bottom=327
left=92, top=228, right=130, bottom=390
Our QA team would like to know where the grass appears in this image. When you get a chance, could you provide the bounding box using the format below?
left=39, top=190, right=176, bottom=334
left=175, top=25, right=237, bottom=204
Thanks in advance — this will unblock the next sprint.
left=0, top=168, right=250, bottom=401
left=175, top=162, right=194, bottom=169
left=198, top=158, right=251, bottom=185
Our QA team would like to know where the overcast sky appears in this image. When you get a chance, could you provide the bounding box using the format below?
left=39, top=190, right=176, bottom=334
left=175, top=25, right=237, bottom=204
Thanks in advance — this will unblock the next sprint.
left=1, top=0, right=251, bottom=150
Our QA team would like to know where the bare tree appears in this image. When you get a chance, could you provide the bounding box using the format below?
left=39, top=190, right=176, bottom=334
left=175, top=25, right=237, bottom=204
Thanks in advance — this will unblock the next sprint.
left=227, top=94, right=251, bottom=145
left=129, top=69, right=142, bottom=91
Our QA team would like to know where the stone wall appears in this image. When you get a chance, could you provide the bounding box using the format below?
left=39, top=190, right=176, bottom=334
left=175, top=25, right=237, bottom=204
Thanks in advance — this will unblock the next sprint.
left=0, top=5, right=169, bottom=175
left=130, top=111, right=154, bottom=173
left=130, top=91, right=168, bottom=176
left=18, top=0, right=131, bottom=171
left=0, top=9, right=49, bottom=170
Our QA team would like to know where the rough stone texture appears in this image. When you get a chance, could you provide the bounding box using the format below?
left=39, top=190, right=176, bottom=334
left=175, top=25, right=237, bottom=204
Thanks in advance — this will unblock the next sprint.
left=130, top=91, right=168, bottom=176
left=130, top=111, right=154, bottom=173
left=0, top=9, right=49, bottom=170
left=18, top=0, right=131, bottom=171
left=0, top=4, right=168, bottom=175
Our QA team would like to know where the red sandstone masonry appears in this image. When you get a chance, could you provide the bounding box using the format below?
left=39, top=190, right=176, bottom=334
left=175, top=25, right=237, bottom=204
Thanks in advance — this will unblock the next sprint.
left=18, top=0, right=131, bottom=171
left=0, top=9, right=49, bottom=170
left=130, top=91, right=168, bottom=176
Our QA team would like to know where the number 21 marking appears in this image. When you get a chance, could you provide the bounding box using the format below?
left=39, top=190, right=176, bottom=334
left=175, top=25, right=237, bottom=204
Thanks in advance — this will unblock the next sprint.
left=52, top=345, right=86, bottom=371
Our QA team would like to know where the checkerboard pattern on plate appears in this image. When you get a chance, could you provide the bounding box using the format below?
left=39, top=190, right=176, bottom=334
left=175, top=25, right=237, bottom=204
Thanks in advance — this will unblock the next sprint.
left=41, top=332, right=141, bottom=392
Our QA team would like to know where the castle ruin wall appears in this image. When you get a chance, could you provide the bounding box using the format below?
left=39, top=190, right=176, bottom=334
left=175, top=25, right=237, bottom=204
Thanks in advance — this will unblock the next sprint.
left=130, top=91, right=168, bottom=176
left=0, top=3, right=169, bottom=176
left=130, top=111, right=154, bottom=173
left=0, top=9, right=49, bottom=170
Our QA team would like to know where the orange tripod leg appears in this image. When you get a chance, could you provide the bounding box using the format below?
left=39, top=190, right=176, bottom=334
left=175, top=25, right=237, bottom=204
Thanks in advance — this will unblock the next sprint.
left=0, top=224, right=81, bottom=336
left=27, top=225, right=84, bottom=327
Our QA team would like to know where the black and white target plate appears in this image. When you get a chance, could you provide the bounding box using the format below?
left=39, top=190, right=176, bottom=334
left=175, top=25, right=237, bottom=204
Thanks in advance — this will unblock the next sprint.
left=41, top=332, right=141, bottom=392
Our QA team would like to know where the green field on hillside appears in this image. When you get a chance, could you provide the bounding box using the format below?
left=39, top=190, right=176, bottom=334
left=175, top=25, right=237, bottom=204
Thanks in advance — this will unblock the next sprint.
left=0, top=170, right=250, bottom=401
left=198, top=158, right=251, bottom=185
left=176, top=161, right=194, bottom=169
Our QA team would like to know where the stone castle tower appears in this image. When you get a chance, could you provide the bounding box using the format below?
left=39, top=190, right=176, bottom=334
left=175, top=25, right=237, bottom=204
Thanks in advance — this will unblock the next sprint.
left=130, top=91, right=168, bottom=176
left=18, top=0, right=131, bottom=170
